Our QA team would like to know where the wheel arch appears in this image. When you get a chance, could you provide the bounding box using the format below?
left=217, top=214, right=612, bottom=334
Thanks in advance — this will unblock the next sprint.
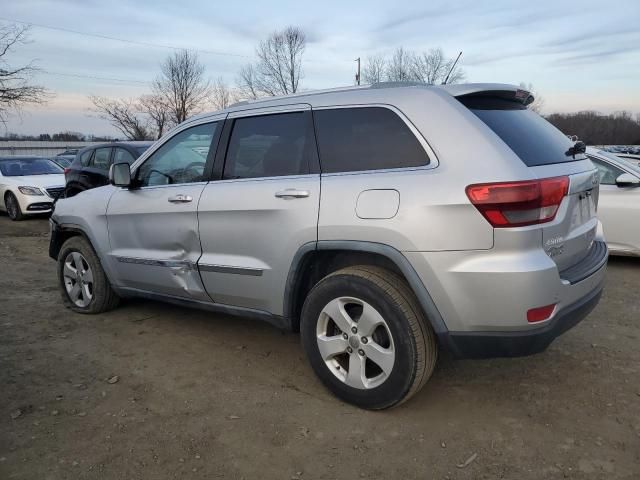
left=49, top=224, right=98, bottom=260
left=284, top=240, right=448, bottom=336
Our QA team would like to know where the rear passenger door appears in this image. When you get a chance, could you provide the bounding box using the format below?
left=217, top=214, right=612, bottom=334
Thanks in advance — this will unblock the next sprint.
left=198, top=105, right=320, bottom=315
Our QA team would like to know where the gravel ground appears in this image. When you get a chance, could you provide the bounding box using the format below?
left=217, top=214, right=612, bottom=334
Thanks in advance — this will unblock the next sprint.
left=1, top=214, right=639, bottom=479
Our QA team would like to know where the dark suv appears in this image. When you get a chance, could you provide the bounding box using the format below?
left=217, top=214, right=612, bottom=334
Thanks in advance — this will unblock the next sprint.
left=64, top=141, right=153, bottom=196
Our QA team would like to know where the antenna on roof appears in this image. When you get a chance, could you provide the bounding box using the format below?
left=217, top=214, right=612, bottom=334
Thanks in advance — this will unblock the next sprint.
left=442, top=51, right=463, bottom=85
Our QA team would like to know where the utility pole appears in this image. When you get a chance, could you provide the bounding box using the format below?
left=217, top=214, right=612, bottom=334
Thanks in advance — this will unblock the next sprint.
left=355, top=57, right=361, bottom=85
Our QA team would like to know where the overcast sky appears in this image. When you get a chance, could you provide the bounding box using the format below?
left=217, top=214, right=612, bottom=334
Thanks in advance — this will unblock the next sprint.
left=2, top=0, right=640, bottom=136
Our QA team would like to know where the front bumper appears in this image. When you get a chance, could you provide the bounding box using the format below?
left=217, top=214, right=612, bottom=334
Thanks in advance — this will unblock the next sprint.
left=439, top=281, right=603, bottom=358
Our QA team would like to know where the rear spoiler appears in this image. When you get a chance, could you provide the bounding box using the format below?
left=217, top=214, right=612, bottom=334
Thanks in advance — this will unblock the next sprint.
left=439, top=83, right=535, bottom=107
left=458, top=89, right=534, bottom=107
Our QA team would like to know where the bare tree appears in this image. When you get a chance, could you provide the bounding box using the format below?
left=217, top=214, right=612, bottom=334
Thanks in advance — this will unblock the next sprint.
left=0, top=24, right=50, bottom=123
left=153, top=50, right=211, bottom=124
left=90, top=96, right=150, bottom=140
left=520, top=82, right=545, bottom=113
left=210, top=77, right=235, bottom=111
left=361, top=54, right=386, bottom=84
left=386, top=47, right=413, bottom=82
left=411, top=48, right=464, bottom=85
left=138, top=94, right=172, bottom=139
left=236, top=64, right=261, bottom=100
left=236, top=26, right=306, bottom=98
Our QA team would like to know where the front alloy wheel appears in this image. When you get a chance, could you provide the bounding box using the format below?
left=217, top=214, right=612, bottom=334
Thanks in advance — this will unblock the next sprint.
left=57, top=236, right=119, bottom=313
left=63, top=251, right=94, bottom=308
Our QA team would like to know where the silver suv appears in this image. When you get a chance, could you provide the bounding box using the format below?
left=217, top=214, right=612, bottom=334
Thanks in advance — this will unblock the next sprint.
left=49, top=83, right=607, bottom=409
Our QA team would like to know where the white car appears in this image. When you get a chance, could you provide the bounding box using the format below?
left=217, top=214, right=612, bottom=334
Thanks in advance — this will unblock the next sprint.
left=586, top=147, right=640, bottom=256
left=0, top=156, right=65, bottom=221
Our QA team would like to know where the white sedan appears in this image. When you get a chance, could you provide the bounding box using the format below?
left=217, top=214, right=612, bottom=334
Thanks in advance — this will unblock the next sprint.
left=586, top=147, right=640, bottom=256
left=0, top=156, right=65, bottom=221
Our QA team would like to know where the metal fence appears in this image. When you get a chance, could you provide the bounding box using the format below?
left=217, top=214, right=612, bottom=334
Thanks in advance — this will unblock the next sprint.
left=0, top=141, right=101, bottom=157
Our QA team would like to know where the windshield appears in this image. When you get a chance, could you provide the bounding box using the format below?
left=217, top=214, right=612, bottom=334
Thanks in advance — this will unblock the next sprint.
left=0, top=157, right=64, bottom=176
left=459, top=96, right=586, bottom=167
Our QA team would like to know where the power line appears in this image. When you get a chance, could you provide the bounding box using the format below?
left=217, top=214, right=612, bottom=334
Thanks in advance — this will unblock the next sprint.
left=40, top=70, right=149, bottom=85
left=0, top=16, right=251, bottom=59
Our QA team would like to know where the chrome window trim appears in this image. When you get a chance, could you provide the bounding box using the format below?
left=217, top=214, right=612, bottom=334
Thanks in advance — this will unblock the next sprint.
left=226, top=103, right=311, bottom=118
left=206, top=173, right=317, bottom=185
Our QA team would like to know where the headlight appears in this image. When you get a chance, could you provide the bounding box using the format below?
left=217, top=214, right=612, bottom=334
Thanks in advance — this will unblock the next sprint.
left=18, top=186, right=44, bottom=196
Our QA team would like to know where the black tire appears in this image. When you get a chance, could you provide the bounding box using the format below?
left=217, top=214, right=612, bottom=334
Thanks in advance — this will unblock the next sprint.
left=57, top=236, right=120, bottom=313
left=300, top=265, right=437, bottom=410
left=5, top=192, right=24, bottom=221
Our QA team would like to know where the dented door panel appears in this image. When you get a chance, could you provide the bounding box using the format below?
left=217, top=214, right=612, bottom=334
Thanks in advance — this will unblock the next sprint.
left=106, top=183, right=210, bottom=300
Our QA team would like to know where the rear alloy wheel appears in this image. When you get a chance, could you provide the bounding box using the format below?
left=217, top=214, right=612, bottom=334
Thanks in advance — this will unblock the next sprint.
left=5, top=192, right=24, bottom=221
left=317, top=296, right=395, bottom=389
left=301, top=266, right=437, bottom=409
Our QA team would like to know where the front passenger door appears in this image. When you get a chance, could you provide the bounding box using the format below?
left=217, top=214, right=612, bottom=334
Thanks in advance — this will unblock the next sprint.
left=106, top=120, right=222, bottom=300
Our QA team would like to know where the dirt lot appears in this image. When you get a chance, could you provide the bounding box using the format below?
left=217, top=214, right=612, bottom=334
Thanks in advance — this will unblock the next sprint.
left=0, top=215, right=638, bottom=480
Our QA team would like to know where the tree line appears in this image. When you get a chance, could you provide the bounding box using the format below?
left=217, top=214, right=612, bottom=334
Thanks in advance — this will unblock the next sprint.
left=0, top=131, right=116, bottom=142
left=546, top=111, right=640, bottom=145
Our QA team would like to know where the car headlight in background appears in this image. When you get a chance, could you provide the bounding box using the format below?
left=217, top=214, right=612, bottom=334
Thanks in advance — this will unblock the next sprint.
left=17, top=186, right=44, bottom=196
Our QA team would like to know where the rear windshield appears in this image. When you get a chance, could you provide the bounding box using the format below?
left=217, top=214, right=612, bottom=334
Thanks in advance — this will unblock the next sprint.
left=459, top=96, right=585, bottom=167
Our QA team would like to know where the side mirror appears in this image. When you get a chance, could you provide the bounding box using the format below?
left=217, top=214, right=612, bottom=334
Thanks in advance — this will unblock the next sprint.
left=109, top=162, right=132, bottom=187
left=615, top=173, right=640, bottom=188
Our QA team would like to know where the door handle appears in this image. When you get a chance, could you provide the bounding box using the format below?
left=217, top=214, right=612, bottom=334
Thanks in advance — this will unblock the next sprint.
left=168, top=194, right=193, bottom=203
left=275, top=189, right=310, bottom=199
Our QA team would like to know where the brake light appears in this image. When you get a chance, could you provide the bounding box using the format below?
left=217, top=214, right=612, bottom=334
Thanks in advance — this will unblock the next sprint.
left=64, top=168, right=70, bottom=174
left=527, top=304, right=556, bottom=323
left=466, top=176, right=569, bottom=228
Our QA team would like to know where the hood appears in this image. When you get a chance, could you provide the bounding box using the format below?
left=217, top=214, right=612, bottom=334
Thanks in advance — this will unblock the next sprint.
left=3, top=174, right=65, bottom=189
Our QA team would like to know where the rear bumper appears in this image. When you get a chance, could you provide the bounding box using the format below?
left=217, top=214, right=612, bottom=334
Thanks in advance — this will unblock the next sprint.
left=404, top=240, right=608, bottom=358
left=440, top=281, right=603, bottom=358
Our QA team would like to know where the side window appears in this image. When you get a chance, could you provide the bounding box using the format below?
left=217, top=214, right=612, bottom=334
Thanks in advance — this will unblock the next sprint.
left=223, top=112, right=310, bottom=180
left=590, top=157, right=624, bottom=185
left=80, top=150, right=93, bottom=167
left=113, top=148, right=136, bottom=164
left=92, top=148, right=112, bottom=170
left=136, top=122, right=217, bottom=187
left=313, top=107, right=429, bottom=173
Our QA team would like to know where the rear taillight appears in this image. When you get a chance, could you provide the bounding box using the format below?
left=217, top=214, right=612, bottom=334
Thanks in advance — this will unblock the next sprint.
left=466, top=176, right=569, bottom=228
left=64, top=168, right=70, bottom=174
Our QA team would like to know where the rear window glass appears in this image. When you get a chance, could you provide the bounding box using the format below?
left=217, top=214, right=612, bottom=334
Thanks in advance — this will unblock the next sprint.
left=313, top=107, right=429, bottom=173
left=459, top=97, right=584, bottom=167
